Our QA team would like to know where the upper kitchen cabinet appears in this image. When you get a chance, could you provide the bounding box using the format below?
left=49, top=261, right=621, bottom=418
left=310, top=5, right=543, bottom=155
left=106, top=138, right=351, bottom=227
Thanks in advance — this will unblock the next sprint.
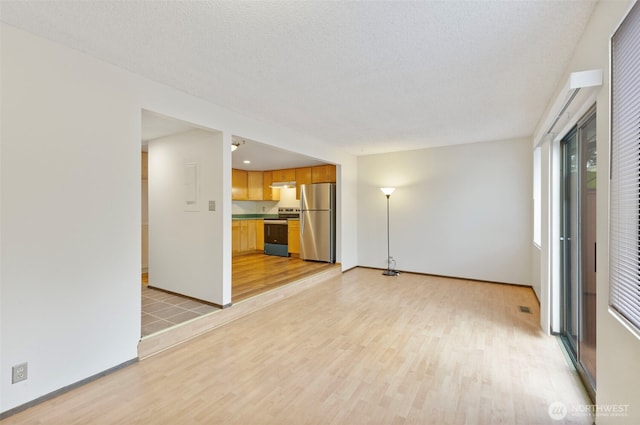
left=311, top=164, right=336, bottom=183
left=262, top=171, right=280, bottom=201
left=295, top=167, right=312, bottom=199
left=232, top=169, right=248, bottom=200
left=247, top=171, right=264, bottom=200
left=272, top=168, right=296, bottom=182
left=233, top=165, right=334, bottom=201
left=234, top=169, right=270, bottom=201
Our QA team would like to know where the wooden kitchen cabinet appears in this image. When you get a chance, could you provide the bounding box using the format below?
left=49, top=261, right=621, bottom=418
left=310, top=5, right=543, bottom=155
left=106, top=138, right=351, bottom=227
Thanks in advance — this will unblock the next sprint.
left=311, top=164, right=336, bottom=183
left=232, top=169, right=248, bottom=200
left=243, top=220, right=257, bottom=251
left=247, top=171, right=264, bottom=200
left=288, top=220, right=300, bottom=255
left=295, top=167, right=312, bottom=200
left=232, top=220, right=242, bottom=253
left=232, top=219, right=261, bottom=253
left=263, top=171, right=273, bottom=200
left=234, top=169, right=266, bottom=201
left=272, top=168, right=295, bottom=182
left=262, top=171, right=280, bottom=201
left=256, top=219, right=264, bottom=250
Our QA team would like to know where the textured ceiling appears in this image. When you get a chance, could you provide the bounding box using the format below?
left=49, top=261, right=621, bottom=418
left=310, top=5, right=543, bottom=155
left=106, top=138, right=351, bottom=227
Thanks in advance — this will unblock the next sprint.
left=0, top=1, right=597, bottom=156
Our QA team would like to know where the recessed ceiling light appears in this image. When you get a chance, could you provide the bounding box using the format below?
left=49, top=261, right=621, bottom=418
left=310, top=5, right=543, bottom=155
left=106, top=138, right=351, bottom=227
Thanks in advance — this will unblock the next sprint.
left=243, top=160, right=251, bottom=164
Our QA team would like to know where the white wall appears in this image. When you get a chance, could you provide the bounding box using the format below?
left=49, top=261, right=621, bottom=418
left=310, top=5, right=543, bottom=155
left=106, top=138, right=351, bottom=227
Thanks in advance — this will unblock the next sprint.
left=531, top=249, right=541, bottom=300
left=357, top=138, right=532, bottom=285
left=532, top=1, right=640, bottom=423
left=0, top=23, right=358, bottom=414
left=148, top=129, right=226, bottom=305
left=0, top=24, right=141, bottom=411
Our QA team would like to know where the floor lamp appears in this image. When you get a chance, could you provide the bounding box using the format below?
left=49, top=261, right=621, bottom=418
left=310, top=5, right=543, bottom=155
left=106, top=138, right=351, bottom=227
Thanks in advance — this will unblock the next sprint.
left=380, top=187, right=399, bottom=276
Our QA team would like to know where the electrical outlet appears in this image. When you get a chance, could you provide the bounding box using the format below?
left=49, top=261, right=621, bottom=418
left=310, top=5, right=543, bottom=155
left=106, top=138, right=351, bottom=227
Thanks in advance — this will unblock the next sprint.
left=209, top=200, right=215, bottom=211
left=12, top=362, right=28, bottom=384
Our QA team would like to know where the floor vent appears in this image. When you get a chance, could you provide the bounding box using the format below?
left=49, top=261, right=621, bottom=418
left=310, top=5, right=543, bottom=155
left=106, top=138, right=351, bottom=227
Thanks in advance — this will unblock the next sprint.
left=519, top=306, right=532, bottom=314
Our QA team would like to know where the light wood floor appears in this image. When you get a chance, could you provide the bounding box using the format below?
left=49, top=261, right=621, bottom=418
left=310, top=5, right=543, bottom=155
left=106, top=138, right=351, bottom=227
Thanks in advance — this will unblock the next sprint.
left=144, top=252, right=338, bottom=304
left=4, top=269, right=591, bottom=424
left=232, top=252, right=339, bottom=302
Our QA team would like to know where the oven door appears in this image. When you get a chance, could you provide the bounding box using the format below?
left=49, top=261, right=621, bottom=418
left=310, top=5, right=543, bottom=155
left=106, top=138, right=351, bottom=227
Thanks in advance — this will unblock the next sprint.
left=264, top=220, right=288, bottom=244
left=264, top=220, right=289, bottom=257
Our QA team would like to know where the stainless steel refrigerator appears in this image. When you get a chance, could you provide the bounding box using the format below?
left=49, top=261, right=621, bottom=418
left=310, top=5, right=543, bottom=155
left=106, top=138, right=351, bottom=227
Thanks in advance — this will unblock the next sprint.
left=300, top=183, right=336, bottom=263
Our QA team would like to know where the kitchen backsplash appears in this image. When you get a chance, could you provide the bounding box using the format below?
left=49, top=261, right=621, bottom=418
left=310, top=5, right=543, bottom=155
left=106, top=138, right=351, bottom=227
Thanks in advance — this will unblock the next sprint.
left=232, top=188, right=299, bottom=214
left=277, top=187, right=299, bottom=207
left=232, top=201, right=277, bottom=215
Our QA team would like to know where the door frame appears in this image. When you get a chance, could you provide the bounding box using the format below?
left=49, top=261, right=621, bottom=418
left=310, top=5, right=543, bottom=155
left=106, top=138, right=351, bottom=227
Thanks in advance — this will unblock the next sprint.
left=556, top=105, right=597, bottom=401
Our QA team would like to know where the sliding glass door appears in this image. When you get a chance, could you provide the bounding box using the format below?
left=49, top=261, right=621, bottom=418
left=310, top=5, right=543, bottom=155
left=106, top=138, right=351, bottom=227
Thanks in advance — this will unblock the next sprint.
left=560, top=127, right=579, bottom=355
left=559, top=106, right=597, bottom=398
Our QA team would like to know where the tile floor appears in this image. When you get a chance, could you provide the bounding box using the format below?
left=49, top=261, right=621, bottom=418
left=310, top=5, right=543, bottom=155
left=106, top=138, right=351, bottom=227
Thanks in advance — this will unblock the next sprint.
left=141, top=285, right=219, bottom=337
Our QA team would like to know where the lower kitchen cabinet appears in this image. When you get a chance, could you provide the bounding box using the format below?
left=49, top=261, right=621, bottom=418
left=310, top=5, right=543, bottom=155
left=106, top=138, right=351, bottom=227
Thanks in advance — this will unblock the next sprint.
left=288, top=220, right=300, bottom=254
left=232, top=219, right=263, bottom=253
left=256, top=220, right=264, bottom=250
left=243, top=220, right=257, bottom=251
left=232, top=221, right=242, bottom=253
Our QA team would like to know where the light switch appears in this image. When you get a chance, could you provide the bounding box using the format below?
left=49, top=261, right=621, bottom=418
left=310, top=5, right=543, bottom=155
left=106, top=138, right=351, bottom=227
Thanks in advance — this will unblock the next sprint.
left=209, top=201, right=215, bottom=211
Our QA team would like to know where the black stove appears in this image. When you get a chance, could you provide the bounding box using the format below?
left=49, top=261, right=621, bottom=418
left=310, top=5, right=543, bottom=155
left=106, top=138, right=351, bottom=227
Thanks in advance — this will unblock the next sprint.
left=264, top=208, right=300, bottom=256
left=277, top=207, right=300, bottom=219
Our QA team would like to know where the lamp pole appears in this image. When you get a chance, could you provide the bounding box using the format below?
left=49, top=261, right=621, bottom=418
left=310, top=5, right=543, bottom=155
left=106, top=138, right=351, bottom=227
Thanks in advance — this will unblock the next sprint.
left=380, top=188, right=399, bottom=276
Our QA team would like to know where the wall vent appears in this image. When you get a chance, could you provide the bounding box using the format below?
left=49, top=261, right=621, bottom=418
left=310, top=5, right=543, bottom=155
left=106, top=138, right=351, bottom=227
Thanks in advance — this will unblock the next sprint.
left=519, top=306, right=532, bottom=314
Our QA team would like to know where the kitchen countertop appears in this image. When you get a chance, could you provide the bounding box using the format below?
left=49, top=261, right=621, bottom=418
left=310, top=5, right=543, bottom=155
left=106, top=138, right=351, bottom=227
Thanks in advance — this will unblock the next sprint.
left=232, top=215, right=300, bottom=221
left=232, top=214, right=278, bottom=220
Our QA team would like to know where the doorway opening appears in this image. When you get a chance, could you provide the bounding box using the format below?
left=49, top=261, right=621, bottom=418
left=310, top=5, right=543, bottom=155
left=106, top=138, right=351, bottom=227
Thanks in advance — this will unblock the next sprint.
left=141, top=110, right=223, bottom=336
left=140, top=111, right=341, bottom=337
left=559, top=105, right=597, bottom=400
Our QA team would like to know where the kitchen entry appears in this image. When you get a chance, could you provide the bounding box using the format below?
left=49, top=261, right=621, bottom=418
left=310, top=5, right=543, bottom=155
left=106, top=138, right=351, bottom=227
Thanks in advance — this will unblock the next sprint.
left=232, top=183, right=339, bottom=303
left=231, top=159, right=340, bottom=302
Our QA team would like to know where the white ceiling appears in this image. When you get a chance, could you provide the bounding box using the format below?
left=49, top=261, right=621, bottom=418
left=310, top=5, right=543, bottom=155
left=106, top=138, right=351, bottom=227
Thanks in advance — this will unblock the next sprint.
left=1, top=1, right=597, bottom=156
left=229, top=135, right=327, bottom=171
left=141, top=109, right=326, bottom=171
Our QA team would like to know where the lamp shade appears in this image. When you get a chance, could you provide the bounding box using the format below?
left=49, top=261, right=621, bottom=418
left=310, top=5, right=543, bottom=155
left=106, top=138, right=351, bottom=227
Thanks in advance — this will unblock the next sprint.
left=380, top=187, right=396, bottom=196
